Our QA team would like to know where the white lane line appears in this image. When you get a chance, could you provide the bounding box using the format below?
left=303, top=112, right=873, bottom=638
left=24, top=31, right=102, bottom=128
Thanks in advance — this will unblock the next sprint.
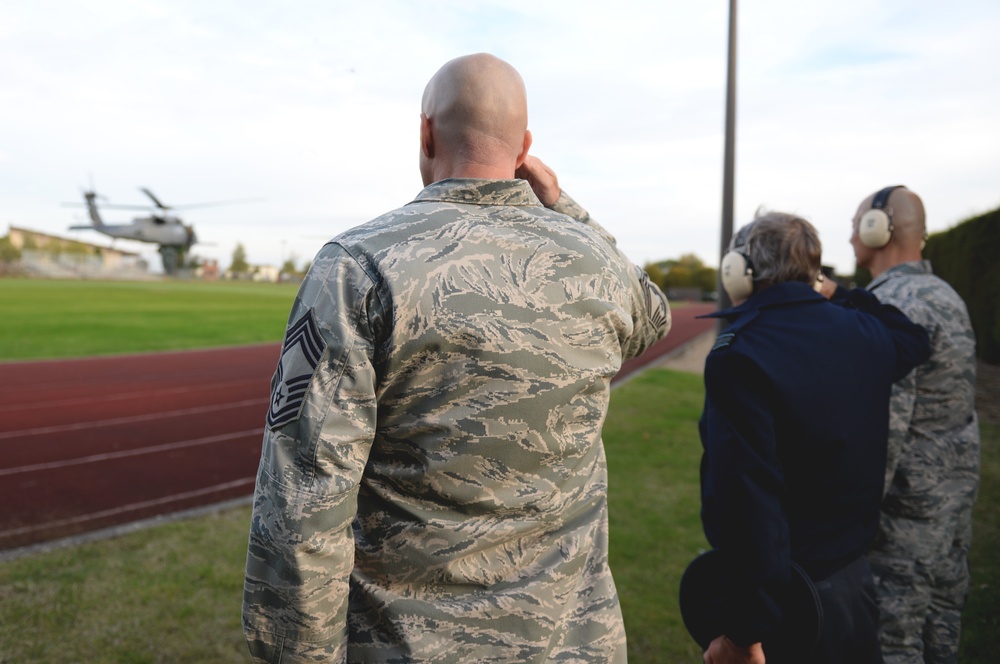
left=0, top=378, right=266, bottom=414
left=0, top=398, right=268, bottom=440
left=0, top=428, right=265, bottom=477
left=0, top=477, right=257, bottom=540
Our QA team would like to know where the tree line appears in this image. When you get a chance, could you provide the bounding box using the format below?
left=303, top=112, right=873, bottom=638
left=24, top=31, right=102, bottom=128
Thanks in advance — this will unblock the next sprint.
left=644, top=253, right=717, bottom=300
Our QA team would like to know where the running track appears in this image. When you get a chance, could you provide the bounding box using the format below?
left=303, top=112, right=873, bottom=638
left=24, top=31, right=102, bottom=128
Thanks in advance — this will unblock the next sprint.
left=0, top=303, right=715, bottom=554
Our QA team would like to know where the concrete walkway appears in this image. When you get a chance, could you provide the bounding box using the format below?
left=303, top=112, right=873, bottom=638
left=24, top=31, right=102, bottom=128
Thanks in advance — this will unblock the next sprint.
left=657, top=329, right=716, bottom=375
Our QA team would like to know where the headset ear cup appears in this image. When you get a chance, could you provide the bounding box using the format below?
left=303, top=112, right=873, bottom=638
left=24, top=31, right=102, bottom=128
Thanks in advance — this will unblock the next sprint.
left=859, top=208, right=893, bottom=248
left=721, top=251, right=754, bottom=301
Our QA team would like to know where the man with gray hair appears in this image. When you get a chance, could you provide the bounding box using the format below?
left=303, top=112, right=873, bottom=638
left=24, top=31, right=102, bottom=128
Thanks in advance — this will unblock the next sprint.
left=241, top=53, right=671, bottom=663
left=851, top=186, right=979, bottom=663
left=694, top=212, right=929, bottom=663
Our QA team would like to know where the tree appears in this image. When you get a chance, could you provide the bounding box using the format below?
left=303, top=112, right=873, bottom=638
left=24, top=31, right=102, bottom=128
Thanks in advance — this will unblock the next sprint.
left=230, top=243, right=249, bottom=275
left=184, top=252, right=203, bottom=269
left=0, top=235, right=21, bottom=263
left=643, top=262, right=667, bottom=291
left=653, top=253, right=717, bottom=294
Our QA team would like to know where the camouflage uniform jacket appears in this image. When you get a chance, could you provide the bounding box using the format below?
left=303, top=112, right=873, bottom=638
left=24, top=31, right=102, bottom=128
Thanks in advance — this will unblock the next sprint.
left=243, top=178, right=671, bottom=663
left=867, top=260, right=979, bottom=506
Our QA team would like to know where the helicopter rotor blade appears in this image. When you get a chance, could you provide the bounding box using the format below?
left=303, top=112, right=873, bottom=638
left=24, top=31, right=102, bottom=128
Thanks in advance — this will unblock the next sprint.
left=62, top=191, right=110, bottom=207
left=64, top=203, right=157, bottom=210
left=140, top=188, right=171, bottom=210
left=64, top=186, right=263, bottom=212
left=170, top=197, right=265, bottom=210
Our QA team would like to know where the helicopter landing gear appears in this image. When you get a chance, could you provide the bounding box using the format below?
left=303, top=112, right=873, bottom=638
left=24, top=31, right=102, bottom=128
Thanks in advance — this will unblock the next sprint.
left=159, top=246, right=179, bottom=275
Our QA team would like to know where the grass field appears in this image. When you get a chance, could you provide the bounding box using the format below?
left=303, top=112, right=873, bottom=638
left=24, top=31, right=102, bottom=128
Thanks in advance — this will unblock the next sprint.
left=0, top=279, right=298, bottom=360
left=0, top=369, right=715, bottom=663
left=0, top=278, right=996, bottom=662
left=1, top=369, right=996, bottom=663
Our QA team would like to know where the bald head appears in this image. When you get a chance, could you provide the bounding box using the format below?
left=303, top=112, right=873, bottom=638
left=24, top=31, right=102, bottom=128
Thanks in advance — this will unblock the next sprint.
left=851, top=186, right=928, bottom=276
left=856, top=187, right=926, bottom=248
left=419, top=53, right=532, bottom=184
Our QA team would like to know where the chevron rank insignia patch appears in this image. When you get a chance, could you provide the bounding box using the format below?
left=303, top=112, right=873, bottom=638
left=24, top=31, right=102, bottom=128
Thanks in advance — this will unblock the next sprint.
left=711, top=332, right=736, bottom=352
left=267, top=309, right=326, bottom=429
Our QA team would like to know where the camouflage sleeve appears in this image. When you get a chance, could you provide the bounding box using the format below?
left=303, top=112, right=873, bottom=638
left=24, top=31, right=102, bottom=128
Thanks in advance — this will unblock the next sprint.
left=550, top=189, right=617, bottom=245
left=243, top=243, right=385, bottom=663
left=884, top=372, right=917, bottom=495
left=622, top=265, right=671, bottom=360
left=550, top=189, right=671, bottom=359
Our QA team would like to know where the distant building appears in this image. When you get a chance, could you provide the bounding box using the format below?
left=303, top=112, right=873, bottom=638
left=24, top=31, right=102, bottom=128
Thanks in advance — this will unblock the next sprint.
left=197, top=258, right=220, bottom=281
left=223, top=263, right=280, bottom=282
left=251, top=264, right=280, bottom=282
left=5, top=225, right=150, bottom=279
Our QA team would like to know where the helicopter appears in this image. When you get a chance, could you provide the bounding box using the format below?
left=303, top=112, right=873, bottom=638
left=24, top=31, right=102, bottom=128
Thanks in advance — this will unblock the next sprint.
left=66, top=187, right=257, bottom=275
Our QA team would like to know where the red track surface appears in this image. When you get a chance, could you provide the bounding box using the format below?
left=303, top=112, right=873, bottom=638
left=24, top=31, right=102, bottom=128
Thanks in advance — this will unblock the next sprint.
left=615, top=303, right=716, bottom=383
left=0, top=304, right=716, bottom=553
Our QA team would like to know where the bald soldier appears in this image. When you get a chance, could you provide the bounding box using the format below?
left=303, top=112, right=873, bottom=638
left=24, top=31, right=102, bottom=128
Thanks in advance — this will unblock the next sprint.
left=851, top=186, right=980, bottom=663
left=241, top=53, right=671, bottom=663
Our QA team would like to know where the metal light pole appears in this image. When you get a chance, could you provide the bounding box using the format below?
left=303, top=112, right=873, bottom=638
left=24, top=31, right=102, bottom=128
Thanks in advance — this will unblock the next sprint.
left=717, top=0, right=738, bottom=314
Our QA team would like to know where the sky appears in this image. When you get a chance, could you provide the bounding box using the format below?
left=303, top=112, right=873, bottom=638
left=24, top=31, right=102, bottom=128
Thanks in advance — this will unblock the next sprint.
left=2, top=0, right=999, bottom=276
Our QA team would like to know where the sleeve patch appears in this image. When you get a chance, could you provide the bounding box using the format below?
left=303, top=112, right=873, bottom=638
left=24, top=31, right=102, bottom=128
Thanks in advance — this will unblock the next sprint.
left=267, top=309, right=327, bottom=429
left=711, top=332, right=736, bottom=352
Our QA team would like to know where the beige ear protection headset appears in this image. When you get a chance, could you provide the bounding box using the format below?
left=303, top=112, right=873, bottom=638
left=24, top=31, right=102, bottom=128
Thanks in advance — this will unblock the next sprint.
left=721, top=221, right=828, bottom=302
left=720, top=249, right=754, bottom=302
left=858, top=185, right=906, bottom=248
left=859, top=184, right=929, bottom=250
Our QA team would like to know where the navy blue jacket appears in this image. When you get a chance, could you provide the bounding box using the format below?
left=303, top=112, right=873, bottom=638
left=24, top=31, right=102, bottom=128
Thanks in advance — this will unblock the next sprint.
left=698, top=282, right=930, bottom=647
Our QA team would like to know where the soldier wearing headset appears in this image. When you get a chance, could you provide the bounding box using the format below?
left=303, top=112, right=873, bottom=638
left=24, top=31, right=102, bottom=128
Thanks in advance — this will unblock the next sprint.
left=851, top=186, right=979, bottom=664
left=694, top=211, right=929, bottom=664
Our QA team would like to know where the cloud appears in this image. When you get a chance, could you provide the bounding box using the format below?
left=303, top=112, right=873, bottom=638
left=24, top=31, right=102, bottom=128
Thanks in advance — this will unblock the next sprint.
left=2, top=1, right=998, bottom=275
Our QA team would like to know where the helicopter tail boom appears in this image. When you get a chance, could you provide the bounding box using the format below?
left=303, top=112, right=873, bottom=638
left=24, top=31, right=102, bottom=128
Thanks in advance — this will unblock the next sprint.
left=81, top=191, right=107, bottom=228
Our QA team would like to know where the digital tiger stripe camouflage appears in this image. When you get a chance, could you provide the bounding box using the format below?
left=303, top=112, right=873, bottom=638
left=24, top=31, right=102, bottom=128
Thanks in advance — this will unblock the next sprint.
left=866, top=260, right=980, bottom=664
left=243, top=178, right=671, bottom=663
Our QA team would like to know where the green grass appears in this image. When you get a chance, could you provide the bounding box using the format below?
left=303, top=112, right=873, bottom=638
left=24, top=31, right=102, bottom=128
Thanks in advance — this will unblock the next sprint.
left=0, top=280, right=995, bottom=662
left=0, top=508, right=252, bottom=663
left=0, top=281, right=694, bottom=362
left=960, top=420, right=1000, bottom=663
left=605, top=369, right=709, bottom=662
left=2, top=368, right=992, bottom=662
left=0, top=279, right=298, bottom=360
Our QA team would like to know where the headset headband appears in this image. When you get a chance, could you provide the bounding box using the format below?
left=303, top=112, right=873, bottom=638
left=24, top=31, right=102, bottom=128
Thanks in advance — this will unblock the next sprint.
left=871, top=185, right=906, bottom=211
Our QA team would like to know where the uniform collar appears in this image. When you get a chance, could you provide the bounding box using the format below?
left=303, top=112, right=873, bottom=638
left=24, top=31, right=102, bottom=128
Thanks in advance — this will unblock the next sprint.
left=410, top=178, right=543, bottom=208
left=701, top=281, right=826, bottom=321
left=867, top=259, right=933, bottom=291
